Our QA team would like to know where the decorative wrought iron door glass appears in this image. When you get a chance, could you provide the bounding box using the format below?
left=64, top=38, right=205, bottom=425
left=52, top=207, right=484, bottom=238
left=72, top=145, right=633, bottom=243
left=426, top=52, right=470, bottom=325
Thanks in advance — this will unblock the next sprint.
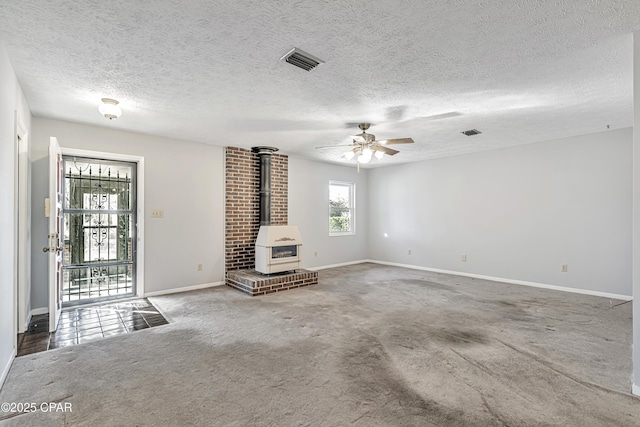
left=62, top=157, right=137, bottom=305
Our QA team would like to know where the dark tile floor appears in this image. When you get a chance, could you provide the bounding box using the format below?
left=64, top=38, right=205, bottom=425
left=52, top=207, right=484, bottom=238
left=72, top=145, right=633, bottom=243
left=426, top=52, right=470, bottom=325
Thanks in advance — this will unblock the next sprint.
left=17, top=298, right=168, bottom=357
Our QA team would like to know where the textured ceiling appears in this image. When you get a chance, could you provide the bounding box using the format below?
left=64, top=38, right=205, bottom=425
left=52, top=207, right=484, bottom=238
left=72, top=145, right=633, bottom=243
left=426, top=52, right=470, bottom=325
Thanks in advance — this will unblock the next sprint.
left=0, top=0, right=638, bottom=167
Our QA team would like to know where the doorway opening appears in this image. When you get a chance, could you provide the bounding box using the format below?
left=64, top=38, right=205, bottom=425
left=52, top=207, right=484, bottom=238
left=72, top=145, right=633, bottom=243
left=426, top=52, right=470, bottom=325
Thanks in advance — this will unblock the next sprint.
left=61, top=156, right=137, bottom=306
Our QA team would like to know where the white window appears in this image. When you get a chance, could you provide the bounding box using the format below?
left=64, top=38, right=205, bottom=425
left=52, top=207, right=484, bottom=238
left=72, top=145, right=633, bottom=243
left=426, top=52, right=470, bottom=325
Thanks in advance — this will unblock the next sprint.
left=329, top=181, right=355, bottom=236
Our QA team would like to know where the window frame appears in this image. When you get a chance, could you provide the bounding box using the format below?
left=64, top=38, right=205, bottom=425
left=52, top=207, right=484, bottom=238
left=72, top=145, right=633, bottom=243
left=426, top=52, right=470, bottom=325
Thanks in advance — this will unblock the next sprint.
left=328, top=180, right=356, bottom=236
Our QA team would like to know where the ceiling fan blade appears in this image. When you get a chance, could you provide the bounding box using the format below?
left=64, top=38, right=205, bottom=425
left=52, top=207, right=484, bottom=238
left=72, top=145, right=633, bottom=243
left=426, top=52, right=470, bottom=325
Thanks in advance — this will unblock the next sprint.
left=315, top=144, right=356, bottom=149
left=378, top=137, right=414, bottom=145
left=349, top=133, right=366, bottom=142
left=375, top=146, right=399, bottom=156
left=404, top=111, right=462, bottom=123
left=420, top=111, right=461, bottom=121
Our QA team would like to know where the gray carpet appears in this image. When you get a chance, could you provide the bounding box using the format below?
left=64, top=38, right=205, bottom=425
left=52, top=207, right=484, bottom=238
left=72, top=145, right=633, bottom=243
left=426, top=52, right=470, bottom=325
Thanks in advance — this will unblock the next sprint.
left=1, top=263, right=638, bottom=426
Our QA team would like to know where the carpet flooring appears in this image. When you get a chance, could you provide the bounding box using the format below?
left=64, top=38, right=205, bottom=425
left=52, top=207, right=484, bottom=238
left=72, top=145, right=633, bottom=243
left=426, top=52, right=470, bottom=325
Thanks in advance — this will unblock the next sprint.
left=0, top=263, right=638, bottom=426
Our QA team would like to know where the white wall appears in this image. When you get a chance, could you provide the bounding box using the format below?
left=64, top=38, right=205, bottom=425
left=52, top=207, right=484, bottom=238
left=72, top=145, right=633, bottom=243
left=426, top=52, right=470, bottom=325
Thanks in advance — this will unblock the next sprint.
left=0, top=43, right=31, bottom=386
left=368, top=128, right=632, bottom=297
left=288, top=156, right=369, bottom=268
left=30, top=118, right=225, bottom=309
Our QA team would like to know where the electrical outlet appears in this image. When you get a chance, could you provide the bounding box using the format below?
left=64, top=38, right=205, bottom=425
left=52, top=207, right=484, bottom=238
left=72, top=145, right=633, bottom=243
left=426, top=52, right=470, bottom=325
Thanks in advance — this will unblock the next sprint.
left=461, top=254, right=467, bottom=262
left=151, top=210, right=164, bottom=218
left=561, top=264, right=568, bottom=272
left=197, top=263, right=203, bottom=271
left=408, top=249, right=412, bottom=255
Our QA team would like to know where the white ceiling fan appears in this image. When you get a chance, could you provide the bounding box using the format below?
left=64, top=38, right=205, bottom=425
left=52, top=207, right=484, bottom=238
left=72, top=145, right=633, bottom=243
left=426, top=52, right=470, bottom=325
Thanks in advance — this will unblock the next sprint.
left=316, top=123, right=414, bottom=170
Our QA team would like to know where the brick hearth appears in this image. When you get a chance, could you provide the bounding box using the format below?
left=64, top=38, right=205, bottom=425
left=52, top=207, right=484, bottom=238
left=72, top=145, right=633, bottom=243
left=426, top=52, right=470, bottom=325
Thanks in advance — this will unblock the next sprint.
left=226, top=269, right=318, bottom=296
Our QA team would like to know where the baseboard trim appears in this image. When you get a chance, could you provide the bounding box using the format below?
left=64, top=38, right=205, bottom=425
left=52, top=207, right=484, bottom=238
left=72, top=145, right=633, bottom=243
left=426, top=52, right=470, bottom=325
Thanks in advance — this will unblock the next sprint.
left=31, top=307, right=49, bottom=316
left=305, top=259, right=369, bottom=271
left=144, top=281, right=224, bottom=297
left=633, top=384, right=640, bottom=396
left=364, top=259, right=633, bottom=301
left=0, top=353, right=15, bottom=391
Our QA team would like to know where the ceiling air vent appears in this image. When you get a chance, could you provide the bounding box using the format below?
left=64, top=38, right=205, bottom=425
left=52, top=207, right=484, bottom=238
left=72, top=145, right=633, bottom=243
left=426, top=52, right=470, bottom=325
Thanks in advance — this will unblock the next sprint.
left=280, top=48, right=324, bottom=72
left=461, top=129, right=482, bottom=136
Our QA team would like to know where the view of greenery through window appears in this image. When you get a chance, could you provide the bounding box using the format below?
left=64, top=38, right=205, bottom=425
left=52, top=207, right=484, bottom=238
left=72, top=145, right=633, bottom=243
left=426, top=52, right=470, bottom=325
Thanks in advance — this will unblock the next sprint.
left=329, top=182, right=354, bottom=234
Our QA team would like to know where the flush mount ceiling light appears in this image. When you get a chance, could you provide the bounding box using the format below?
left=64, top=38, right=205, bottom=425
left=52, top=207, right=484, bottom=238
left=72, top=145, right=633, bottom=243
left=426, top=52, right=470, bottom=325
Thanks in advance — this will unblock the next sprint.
left=98, top=98, right=122, bottom=120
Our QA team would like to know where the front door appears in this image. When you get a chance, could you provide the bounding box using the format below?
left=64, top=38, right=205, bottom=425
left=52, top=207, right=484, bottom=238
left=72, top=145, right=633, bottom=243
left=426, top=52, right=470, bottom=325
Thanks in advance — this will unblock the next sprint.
left=61, top=156, right=137, bottom=306
left=48, top=137, right=64, bottom=331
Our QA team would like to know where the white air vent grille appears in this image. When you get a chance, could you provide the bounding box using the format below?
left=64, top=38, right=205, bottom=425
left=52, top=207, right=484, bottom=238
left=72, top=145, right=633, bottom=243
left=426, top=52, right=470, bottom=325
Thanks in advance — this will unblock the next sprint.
left=280, top=48, right=324, bottom=72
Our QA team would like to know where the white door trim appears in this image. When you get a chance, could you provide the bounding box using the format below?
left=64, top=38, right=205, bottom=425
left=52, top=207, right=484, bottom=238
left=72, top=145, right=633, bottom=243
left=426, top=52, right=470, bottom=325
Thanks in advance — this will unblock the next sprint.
left=61, top=148, right=145, bottom=297
left=14, top=113, right=30, bottom=338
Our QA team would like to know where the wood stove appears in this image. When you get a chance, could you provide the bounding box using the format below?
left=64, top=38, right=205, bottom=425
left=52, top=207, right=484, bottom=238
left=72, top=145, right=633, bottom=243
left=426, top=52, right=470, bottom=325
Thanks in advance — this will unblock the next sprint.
left=255, top=225, right=303, bottom=274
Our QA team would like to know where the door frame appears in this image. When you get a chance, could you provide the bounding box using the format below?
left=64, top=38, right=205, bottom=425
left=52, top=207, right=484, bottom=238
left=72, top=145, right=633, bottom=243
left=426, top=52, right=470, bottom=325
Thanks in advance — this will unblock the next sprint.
left=14, top=114, right=30, bottom=340
left=60, top=147, right=145, bottom=299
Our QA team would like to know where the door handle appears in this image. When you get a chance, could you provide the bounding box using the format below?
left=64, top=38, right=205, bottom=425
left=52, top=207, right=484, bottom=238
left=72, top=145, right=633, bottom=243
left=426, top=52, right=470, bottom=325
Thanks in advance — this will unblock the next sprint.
left=43, top=246, right=64, bottom=253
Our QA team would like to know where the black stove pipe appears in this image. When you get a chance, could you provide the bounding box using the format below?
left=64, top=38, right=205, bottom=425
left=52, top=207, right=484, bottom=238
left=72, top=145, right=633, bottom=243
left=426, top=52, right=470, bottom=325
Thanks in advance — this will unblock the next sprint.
left=251, top=146, right=279, bottom=226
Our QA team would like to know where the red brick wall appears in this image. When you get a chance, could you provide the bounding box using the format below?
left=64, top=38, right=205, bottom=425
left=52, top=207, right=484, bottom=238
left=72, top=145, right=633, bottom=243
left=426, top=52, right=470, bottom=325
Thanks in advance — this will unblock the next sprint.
left=225, top=147, right=288, bottom=272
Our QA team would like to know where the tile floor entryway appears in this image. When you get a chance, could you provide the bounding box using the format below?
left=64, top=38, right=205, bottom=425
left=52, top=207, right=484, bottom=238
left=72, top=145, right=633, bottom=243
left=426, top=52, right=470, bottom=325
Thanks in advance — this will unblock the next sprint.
left=17, top=298, right=168, bottom=356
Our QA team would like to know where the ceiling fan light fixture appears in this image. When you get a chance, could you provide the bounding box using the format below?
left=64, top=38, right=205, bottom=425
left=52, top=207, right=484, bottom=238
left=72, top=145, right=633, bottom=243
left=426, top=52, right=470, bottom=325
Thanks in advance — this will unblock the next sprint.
left=320, top=123, right=412, bottom=168
left=357, top=152, right=371, bottom=164
left=98, top=98, right=122, bottom=120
